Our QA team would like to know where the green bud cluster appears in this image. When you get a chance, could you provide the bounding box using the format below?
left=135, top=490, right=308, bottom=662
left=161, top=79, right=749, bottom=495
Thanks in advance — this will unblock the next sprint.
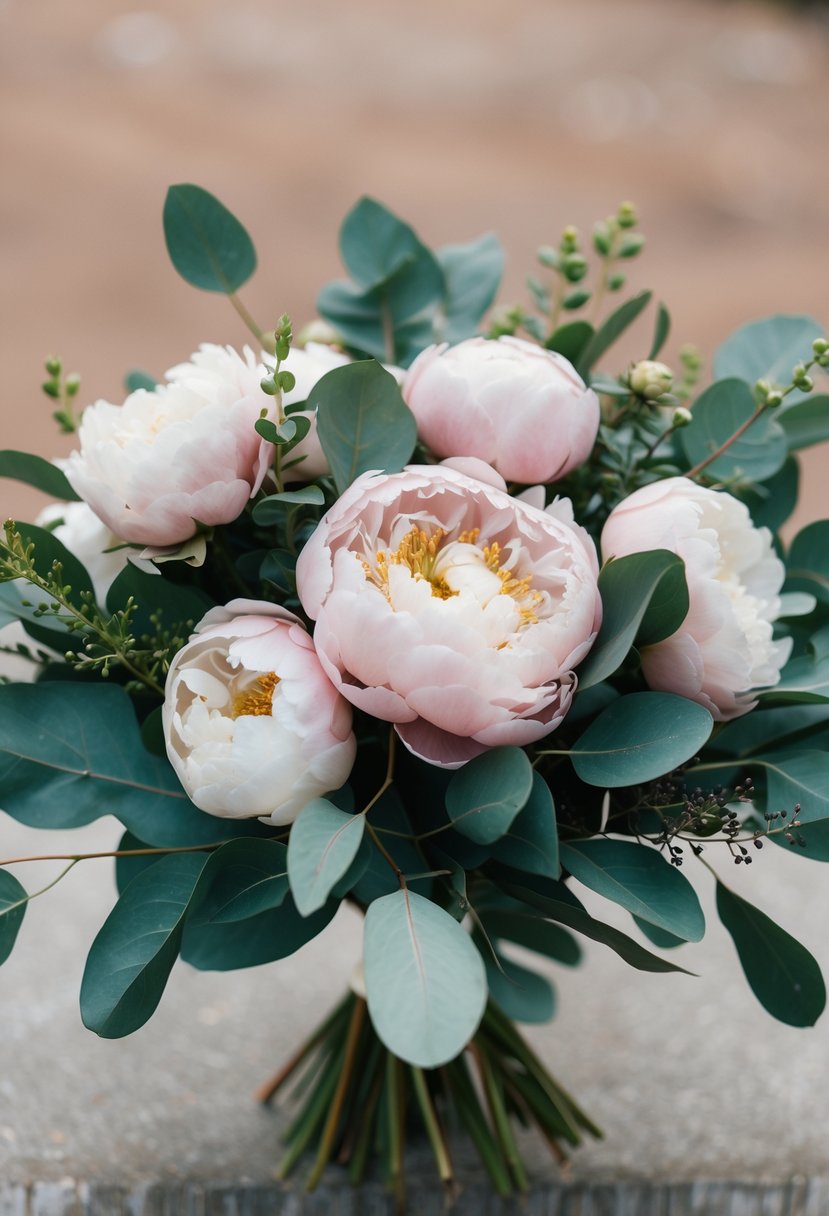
left=260, top=315, right=295, bottom=397
left=41, top=355, right=82, bottom=433
left=628, top=359, right=674, bottom=401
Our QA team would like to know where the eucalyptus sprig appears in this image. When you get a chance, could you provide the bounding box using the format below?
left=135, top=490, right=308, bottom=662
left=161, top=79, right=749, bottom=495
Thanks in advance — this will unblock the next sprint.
left=41, top=355, right=82, bottom=434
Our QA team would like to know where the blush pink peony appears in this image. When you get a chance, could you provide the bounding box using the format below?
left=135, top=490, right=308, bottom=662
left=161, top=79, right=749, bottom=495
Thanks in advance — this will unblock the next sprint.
left=402, top=336, right=600, bottom=484
left=601, top=477, right=791, bottom=721
left=163, top=600, right=356, bottom=825
left=296, top=463, right=602, bottom=768
left=64, top=345, right=275, bottom=548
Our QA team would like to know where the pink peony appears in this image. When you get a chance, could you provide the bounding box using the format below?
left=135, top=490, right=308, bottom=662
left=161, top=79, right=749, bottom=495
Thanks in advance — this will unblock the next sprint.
left=163, top=600, right=356, bottom=825
left=64, top=345, right=275, bottom=547
left=402, top=336, right=600, bottom=484
left=601, top=478, right=791, bottom=721
left=296, top=463, right=602, bottom=768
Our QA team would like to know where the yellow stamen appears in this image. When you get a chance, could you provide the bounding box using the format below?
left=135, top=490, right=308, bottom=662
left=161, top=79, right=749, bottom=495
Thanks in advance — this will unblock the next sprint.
left=233, top=672, right=280, bottom=718
left=363, top=527, right=457, bottom=600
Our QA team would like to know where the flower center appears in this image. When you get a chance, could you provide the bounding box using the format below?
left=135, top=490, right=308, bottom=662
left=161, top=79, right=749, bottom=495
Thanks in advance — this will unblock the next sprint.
left=232, top=671, right=280, bottom=718
left=363, top=527, right=457, bottom=600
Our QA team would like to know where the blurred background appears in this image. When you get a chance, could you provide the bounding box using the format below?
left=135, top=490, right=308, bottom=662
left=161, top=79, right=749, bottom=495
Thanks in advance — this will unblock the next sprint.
left=1, top=0, right=827, bottom=526
left=2, top=0, right=829, bottom=1190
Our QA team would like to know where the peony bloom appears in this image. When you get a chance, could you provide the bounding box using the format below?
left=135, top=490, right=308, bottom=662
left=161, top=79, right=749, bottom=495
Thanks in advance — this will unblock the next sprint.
left=163, top=600, right=356, bottom=825
left=402, top=336, right=600, bottom=485
left=36, top=500, right=156, bottom=603
left=63, top=345, right=275, bottom=548
left=296, top=462, right=602, bottom=768
left=601, top=477, right=791, bottom=721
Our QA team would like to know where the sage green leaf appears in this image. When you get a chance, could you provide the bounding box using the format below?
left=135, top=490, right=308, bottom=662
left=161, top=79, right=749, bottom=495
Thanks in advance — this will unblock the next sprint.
left=708, top=705, right=829, bottom=761
left=489, top=771, right=558, bottom=878
left=0, top=683, right=266, bottom=846
left=163, top=184, right=256, bottom=293
left=491, top=870, right=690, bottom=972
left=0, top=451, right=79, bottom=501
left=632, top=916, right=685, bottom=950
left=445, top=747, right=533, bottom=845
left=364, top=889, right=487, bottom=1068
left=560, top=839, right=705, bottom=941
left=778, top=395, right=829, bottom=452
left=647, top=302, right=671, bottom=360
left=716, top=881, right=825, bottom=1026
left=680, top=378, right=787, bottom=482
left=252, top=487, right=324, bottom=518
left=192, top=838, right=289, bottom=923
left=181, top=894, right=336, bottom=970
left=81, top=852, right=208, bottom=1037
left=760, top=656, right=829, bottom=705
left=124, top=370, right=158, bottom=393
left=287, top=798, right=365, bottom=916
left=494, top=870, right=693, bottom=975
left=485, top=951, right=555, bottom=1023
left=577, top=551, right=688, bottom=690
left=569, top=692, right=713, bottom=788
left=0, top=870, right=27, bottom=966
left=763, top=751, right=829, bottom=860
left=738, top=457, right=799, bottom=533
left=315, top=280, right=391, bottom=362
left=436, top=234, right=504, bottom=343
left=786, top=522, right=829, bottom=604
left=545, top=320, right=594, bottom=365
left=313, top=360, right=417, bottom=494
left=352, top=789, right=430, bottom=904
left=578, top=291, right=652, bottom=374
left=479, top=908, right=582, bottom=966
left=340, top=197, right=441, bottom=300
left=714, top=314, right=824, bottom=405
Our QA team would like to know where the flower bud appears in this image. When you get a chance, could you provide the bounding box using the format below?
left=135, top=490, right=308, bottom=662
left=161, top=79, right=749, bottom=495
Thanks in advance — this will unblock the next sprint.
left=617, top=201, right=637, bottom=228
left=45, top=356, right=62, bottom=377
left=812, top=337, right=829, bottom=356
left=765, top=391, right=784, bottom=408
left=672, top=406, right=693, bottom=428
left=65, top=374, right=81, bottom=397
left=629, top=360, right=673, bottom=400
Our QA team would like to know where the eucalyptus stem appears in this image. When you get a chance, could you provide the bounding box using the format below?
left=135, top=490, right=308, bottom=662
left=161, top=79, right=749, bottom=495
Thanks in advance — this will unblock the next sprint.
left=305, top=997, right=367, bottom=1190
left=410, top=1066, right=455, bottom=1188
left=228, top=292, right=265, bottom=343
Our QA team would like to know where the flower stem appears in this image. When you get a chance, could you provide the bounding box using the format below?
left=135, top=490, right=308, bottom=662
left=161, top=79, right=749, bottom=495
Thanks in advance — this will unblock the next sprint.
left=228, top=292, right=265, bottom=343
left=305, top=996, right=367, bottom=1191
left=410, top=1066, right=455, bottom=1188
left=684, top=405, right=767, bottom=481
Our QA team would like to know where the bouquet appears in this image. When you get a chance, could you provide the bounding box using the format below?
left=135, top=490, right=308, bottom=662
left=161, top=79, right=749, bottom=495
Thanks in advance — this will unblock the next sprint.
left=2, top=185, right=828, bottom=1206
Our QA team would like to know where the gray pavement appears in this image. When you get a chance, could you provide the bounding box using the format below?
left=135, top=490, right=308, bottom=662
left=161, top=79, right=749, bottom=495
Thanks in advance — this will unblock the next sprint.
left=1, top=811, right=829, bottom=1210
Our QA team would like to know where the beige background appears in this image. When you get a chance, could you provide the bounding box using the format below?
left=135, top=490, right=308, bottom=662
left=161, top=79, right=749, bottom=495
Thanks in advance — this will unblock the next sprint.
left=1, top=0, right=828, bottom=528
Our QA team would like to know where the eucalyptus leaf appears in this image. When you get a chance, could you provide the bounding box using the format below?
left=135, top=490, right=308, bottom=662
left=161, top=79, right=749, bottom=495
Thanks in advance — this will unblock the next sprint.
left=192, top=838, right=289, bottom=923
left=485, top=951, right=555, bottom=1024
left=738, top=457, right=799, bottom=533
left=760, top=656, right=829, bottom=704
left=479, top=908, right=582, bottom=966
left=182, top=894, right=336, bottom=970
left=647, top=303, right=671, bottom=360
left=545, top=320, right=594, bottom=365
left=487, top=771, right=558, bottom=878
left=560, top=839, right=705, bottom=942
left=364, top=889, right=487, bottom=1068
left=679, top=378, right=787, bottom=482
left=163, top=184, right=256, bottom=293
left=762, top=751, right=829, bottom=860
left=80, top=852, right=208, bottom=1037
left=713, top=314, right=824, bottom=405
left=633, top=916, right=686, bottom=950
left=578, top=291, right=652, bottom=375
left=445, top=747, right=533, bottom=845
left=287, top=798, right=365, bottom=916
left=437, top=233, right=504, bottom=343
left=569, top=692, right=713, bottom=788
left=114, top=831, right=162, bottom=894
left=0, top=870, right=27, bottom=966
left=778, top=395, right=829, bottom=452
left=253, top=487, right=325, bottom=519
left=0, top=451, right=79, bottom=501
left=124, top=370, right=158, bottom=393
left=577, top=551, right=688, bottom=690
left=351, top=789, right=430, bottom=904
left=786, top=522, right=829, bottom=604
left=313, top=360, right=417, bottom=494
left=716, top=880, right=825, bottom=1026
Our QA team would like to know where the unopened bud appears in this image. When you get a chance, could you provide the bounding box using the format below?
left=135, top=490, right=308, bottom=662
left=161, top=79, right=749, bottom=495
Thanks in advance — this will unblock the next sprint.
left=65, top=373, right=81, bottom=397
left=629, top=360, right=674, bottom=400
left=45, top=356, right=62, bottom=377
left=796, top=374, right=814, bottom=393
left=672, top=406, right=693, bottom=428
left=765, top=391, right=784, bottom=408
left=617, top=201, right=637, bottom=229
left=812, top=337, right=829, bottom=356
left=561, top=253, right=588, bottom=283
left=560, top=226, right=579, bottom=253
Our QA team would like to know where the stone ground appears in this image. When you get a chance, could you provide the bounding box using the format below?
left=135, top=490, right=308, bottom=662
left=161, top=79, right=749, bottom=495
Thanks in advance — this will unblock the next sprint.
left=2, top=0, right=829, bottom=1209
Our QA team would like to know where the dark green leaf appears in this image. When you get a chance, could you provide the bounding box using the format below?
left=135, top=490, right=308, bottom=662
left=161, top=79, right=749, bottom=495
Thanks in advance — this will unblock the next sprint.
left=493, top=870, right=693, bottom=975
left=680, top=378, right=787, bottom=482
left=577, top=551, right=688, bottom=690
left=760, top=656, right=829, bottom=705
left=738, top=457, right=799, bottom=533
left=545, top=320, right=594, bottom=365
left=647, top=303, right=671, bottom=360
left=445, top=747, right=533, bottom=845
left=714, top=315, right=824, bottom=405
left=716, top=880, right=825, bottom=1026
left=485, top=951, right=555, bottom=1023
left=313, top=360, right=417, bottom=494
left=489, top=771, right=558, bottom=878
left=364, top=889, right=487, bottom=1067
left=0, top=870, right=27, bottom=965
left=191, top=838, right=289, bottom=923
left=105, top=563, right=212, bottom=632
left=560, top=839, right=705, bottom=941
left=253, top=487, right=324, bottom=519
left=578, top=291, right=652, bottom=374
left=340, top=197, right=435, bottom=294
left=437, top=234, right=504, bottom=344
left=569, top=692, right=713, bottom=788
left=352, top=789, right=430, bottom=904
left=163, top=184, right=256, bottom=294
left=287, top=798, right=365, bottom=916
left=124, top=370, right=158, bottom=393
left=115, top=831, right=162, bottom=894
left=0, top=451, right=79, bottom=501
left=778, top=395, right=829, bottom=452
left=633, top=916, right=685, bottom=950
left=763, top=751, right=829, bottom=860
left=182, top=893, right=336, bottom=970
left=787, top=522, right=829, bottom=604
left=479, top=907, right=582, bottom=965
left=81, top=852, right=208, bottom=1037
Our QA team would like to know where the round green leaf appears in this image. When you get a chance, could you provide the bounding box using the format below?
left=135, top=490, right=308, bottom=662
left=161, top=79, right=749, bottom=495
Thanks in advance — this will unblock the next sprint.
left=181, top=894, right=336, bottom=970
left=569, top=692, right=713, bottom=788
left=445, top=747, right=533, bottom=845
left=287, top=798, right=365, bottom=917
left=192, top=838, right=289, bottom=923
left=485, top=952, right=555, bottom=1024
left=714, top=314, right=824, bottom=405
left=364, top=889, right=486, bottom=1068
left=488, top=770, right=559, bottom=878
left=716, top=881, right=825, bottom=1027
left=436, top=234, right=504, bottom=344
left=560, top=839, right=705, bottom=942
left=163, top=184, right=256, bottom=294
left=787, top=522, right=829, bottom=604
left=0, top=870, right=27, bottom=966
left=680, top=378, right=787, bottom=482
left=81, top=852, right=208, bottom=1038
